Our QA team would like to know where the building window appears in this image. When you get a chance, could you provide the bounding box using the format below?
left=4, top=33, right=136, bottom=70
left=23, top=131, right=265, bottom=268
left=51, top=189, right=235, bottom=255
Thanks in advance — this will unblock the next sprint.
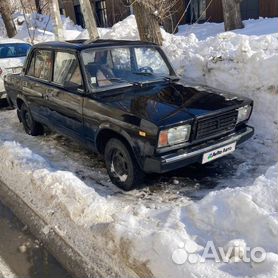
left=94, top=0, right=108, bottom=27
left=74, top=5, right=85, bottom=28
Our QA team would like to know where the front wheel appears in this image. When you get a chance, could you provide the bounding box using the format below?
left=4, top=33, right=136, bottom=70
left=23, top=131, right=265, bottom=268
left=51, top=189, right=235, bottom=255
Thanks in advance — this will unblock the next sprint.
left=20, top=103, right=44, bottom=136
left=104, top=138, right=145, bottom=190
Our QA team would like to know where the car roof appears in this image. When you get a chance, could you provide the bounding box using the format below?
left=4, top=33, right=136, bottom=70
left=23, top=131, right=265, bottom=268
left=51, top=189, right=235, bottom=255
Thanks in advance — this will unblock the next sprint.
left=33, top=39, right=158, bottom=51
left=0, top=38, right=31, bottom=45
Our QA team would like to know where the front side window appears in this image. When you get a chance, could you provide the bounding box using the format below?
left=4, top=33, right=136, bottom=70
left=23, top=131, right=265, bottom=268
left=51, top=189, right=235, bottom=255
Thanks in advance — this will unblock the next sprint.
left=53, top=52, right=82, bottom=89
left=81, top=46, right=173, bottom=90
left=27, top=49, right=52, bottom=80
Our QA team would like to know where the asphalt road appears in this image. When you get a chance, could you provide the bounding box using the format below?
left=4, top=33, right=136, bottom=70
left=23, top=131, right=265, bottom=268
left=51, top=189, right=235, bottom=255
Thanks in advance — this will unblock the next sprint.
left=0, top=199, right=72, bottom=278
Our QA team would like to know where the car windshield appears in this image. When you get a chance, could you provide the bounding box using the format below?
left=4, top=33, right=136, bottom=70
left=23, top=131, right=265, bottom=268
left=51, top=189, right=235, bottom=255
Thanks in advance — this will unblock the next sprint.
left=0, top=43, right=31, bottom=59
left=81, top=46, right=175, bottom=90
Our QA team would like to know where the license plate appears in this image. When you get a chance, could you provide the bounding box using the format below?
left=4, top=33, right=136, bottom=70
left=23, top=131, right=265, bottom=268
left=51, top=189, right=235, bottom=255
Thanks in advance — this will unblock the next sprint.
left=202, top=142, right=236, bottom=164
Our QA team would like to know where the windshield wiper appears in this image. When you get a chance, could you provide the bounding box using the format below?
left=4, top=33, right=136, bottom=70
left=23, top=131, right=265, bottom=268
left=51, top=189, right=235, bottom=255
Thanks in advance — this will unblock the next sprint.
left=132, top=71, right=153, bottom=76
left=133, top=76, right=180, bottom=86
left=163, top=76, right=180, bottom=82
left=107, top=77, right=128, bottom=83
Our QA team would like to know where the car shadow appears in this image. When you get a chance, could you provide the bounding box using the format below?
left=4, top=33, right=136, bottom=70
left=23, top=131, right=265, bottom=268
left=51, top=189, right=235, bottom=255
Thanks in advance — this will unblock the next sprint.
left=143, top=153, right=243, bottom=200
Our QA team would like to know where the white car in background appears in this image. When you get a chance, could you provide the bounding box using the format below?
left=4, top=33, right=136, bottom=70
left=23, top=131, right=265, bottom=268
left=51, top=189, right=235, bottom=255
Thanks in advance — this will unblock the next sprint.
left=0, top=39, right=31, bottom=101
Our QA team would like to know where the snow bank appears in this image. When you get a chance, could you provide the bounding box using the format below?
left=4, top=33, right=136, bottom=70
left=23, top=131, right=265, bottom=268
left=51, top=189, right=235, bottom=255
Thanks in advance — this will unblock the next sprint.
left=177, top=17, right=278, bottom=40
left=11, top=13, right=84, bottom=43
left=0, top=141, right=113, bottom=227
left=108, top=163, right=278, bottom=278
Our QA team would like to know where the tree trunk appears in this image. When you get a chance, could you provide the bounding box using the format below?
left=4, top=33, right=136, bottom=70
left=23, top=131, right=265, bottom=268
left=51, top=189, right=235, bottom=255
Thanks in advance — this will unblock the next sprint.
left=0, top=0, right=17, bottom=38
left=49, top=0, right=64, bottom=41
left=35, top=0, right=42, bottom=14
left=222, top=0, right=243, bottom=31
left=79, top=0, right=99, bottom=40
left=133, top=2, right=163, bottom=46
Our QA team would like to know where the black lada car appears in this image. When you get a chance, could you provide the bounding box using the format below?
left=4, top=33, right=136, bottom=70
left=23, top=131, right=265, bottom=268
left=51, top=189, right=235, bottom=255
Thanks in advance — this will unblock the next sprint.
left=4, top=39, right=254, bottom=190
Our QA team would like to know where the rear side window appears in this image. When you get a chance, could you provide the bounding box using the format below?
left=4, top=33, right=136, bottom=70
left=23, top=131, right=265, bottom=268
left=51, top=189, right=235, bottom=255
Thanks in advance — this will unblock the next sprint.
left=27, top=49, right=52, bottom=80
left=53, top=52, right=82, bottom=88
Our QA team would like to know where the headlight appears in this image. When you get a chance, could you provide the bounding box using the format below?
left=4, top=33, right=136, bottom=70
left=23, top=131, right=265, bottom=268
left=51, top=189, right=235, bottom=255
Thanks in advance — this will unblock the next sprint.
left=237, top=105, right=252, bottom=124
left=158, top=124, right=191, bottom=147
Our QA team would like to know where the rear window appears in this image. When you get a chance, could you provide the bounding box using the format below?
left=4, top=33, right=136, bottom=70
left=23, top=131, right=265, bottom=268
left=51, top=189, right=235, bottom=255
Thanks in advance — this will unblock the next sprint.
left=0, top=43, right=31, bottom=59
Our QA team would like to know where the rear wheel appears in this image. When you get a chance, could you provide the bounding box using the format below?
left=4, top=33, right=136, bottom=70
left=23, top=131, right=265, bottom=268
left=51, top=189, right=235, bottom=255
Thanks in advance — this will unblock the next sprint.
left=20, top=103, right=44, bottom=136
left=104, top=138, right=144, bottom=190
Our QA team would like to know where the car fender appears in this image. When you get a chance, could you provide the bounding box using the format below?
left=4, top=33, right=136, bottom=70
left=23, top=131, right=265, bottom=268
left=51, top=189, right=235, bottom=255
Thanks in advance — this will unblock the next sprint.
left=95, top=122, right=144, bottom=167
left=16, top=94, right=29, bottom=109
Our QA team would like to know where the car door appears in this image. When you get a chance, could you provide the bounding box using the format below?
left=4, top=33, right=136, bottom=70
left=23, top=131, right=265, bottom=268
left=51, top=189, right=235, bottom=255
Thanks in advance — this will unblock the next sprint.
left=45, top=51, right=84, bottom=138
left=23, top=48, right=54, bottom=124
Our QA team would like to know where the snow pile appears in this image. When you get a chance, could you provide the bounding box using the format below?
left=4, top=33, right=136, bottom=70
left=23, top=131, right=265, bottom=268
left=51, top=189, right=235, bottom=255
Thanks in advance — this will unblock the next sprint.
left=177, top=17, right=278, bottom=40
left=12, top=13, right=84, bottom=43
left=0, top=141, right=113, bottom=226
left=164, top=31, right=278, bottom=93
left=109, top=163, right=278, bottom=278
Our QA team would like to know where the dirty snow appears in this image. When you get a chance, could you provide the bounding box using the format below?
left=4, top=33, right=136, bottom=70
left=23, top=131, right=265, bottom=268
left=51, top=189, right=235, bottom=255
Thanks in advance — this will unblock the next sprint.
left=0, top=13, right=277, bottom=278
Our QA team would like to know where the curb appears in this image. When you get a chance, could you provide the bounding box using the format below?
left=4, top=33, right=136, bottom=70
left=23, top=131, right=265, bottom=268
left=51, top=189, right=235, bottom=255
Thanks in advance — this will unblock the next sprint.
left=0, top=180, right=123, bottom=278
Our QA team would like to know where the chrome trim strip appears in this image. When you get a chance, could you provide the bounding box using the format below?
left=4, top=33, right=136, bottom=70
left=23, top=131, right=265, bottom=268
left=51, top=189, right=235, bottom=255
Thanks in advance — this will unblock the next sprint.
left=164, top=127, right=253, bottom=164
left=22, top=87, right=43, bottom=97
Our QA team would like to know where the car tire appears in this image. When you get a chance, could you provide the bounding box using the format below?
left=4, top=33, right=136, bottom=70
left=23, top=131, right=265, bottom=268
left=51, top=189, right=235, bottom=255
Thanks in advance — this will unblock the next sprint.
left=20, top=103, right=44, bottom=136
left=104, top=138, right=145, bottom=190
left=6, top=96, right=14, bottom=109
left=17, top=109, right=22, bottom=122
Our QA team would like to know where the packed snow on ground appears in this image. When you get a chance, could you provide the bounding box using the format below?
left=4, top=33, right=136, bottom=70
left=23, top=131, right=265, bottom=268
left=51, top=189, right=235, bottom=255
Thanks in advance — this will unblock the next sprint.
left=0, top=13, right=277, bottom=278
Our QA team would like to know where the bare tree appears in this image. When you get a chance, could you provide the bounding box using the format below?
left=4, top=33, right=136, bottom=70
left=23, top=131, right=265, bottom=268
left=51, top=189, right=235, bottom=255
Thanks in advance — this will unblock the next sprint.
left=222, top=0, right=243, bottom=31
left=49, top=0, right=64, bottom=41
left=132, top=1, right=162, bottom=45
left=131, top=0, right=180, bottom=45
left=79, top=0, right=99, bottom=40
left=0, top=0, right=17, bottom=37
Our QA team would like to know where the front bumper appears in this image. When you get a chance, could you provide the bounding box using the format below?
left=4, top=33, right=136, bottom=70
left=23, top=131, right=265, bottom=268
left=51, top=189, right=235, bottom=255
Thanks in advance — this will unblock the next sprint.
left=143, top=126, right=254, bottom=173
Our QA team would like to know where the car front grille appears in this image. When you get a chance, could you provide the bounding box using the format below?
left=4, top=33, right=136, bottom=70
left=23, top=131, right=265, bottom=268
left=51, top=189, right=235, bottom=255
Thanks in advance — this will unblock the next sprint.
left=195, top=110, right=238, bottom=140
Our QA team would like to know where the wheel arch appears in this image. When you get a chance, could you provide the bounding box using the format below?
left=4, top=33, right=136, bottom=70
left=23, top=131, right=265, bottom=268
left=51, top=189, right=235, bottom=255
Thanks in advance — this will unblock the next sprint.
left=95, top=124, right=143, bottom=168
left=16, top=95, right=28, bottom=110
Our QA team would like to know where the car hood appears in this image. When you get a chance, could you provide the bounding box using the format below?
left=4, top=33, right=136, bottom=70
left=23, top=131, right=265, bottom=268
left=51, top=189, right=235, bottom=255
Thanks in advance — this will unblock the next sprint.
left=102, top=82, right=249, bottom=127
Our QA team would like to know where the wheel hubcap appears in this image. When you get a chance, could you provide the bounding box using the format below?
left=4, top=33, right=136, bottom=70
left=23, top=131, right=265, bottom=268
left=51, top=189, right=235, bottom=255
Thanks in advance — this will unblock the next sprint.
left=110, top=150, right=128, bottom=182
